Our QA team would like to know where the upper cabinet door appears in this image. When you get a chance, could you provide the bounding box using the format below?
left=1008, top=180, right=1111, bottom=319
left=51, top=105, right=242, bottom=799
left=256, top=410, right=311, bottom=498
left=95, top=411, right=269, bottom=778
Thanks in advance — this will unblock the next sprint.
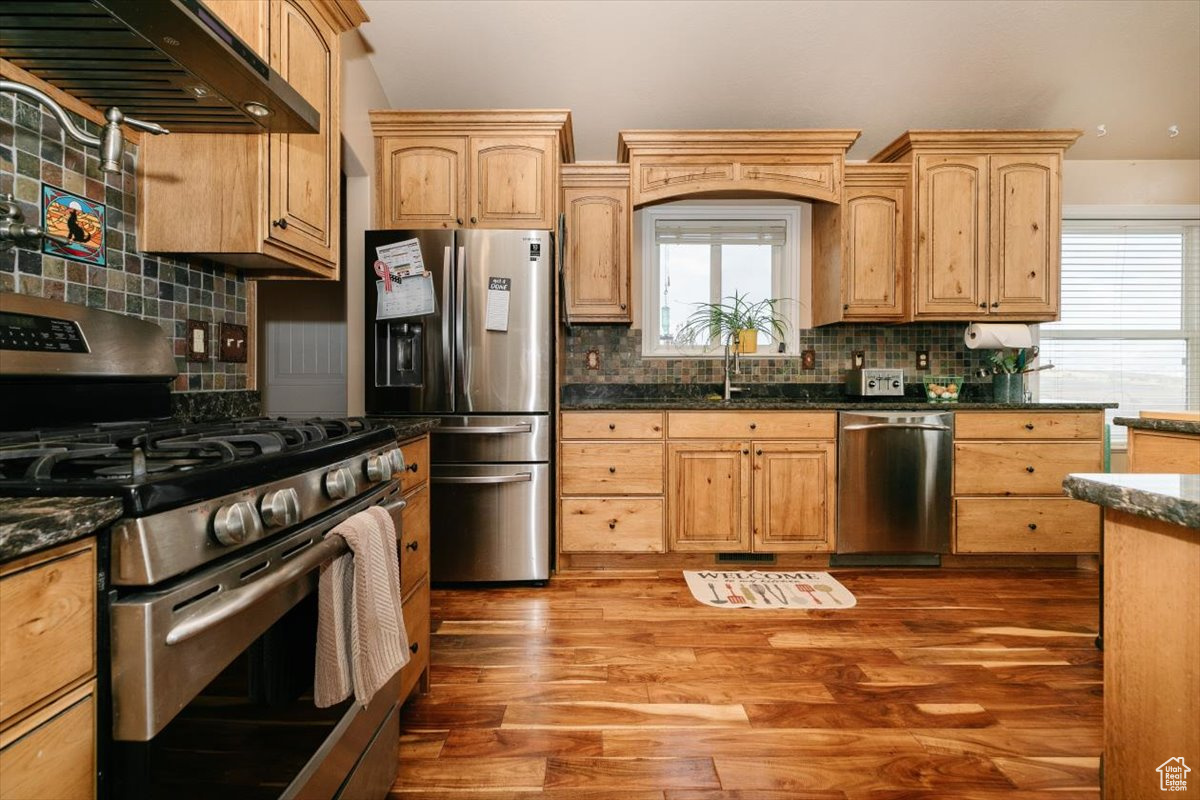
left=563, top=186, right=629, bottom=322
left=377, top=137, right=468, bottom=229
left=914, top=155, right=988, bottom=318
left=269, top=0, right=336, bottom=261
left=843, top=188, right=905, bottom=319
left=469, top=136, right=556, bottom=229
left=989, top=154, right=1060, bottom=318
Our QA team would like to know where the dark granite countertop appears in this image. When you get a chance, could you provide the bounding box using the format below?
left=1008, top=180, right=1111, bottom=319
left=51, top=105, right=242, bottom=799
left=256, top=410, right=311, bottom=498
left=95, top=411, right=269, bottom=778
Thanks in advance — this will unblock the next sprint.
left=1114, top=416, right=1200, bottom=436
left=0, top=496, right=123, bottom=563
left=367, top=417, right=441, bottom=440
left=1063, top=473, right=1200, bottom=529
left=561, top=383, right=1116, bottom=411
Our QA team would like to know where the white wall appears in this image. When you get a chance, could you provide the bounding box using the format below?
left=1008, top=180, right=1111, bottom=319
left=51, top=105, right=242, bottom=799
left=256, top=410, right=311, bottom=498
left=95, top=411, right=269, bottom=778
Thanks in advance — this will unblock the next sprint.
left=1063, top=160, right=1200, bottom=206
left=340, top=29, right=389, bottom=415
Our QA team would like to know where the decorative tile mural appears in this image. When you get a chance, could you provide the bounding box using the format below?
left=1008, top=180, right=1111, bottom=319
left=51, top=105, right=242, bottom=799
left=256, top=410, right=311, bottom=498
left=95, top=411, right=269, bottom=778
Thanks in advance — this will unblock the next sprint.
left=0, top=91, right=248, bottom=392
left=563, top=325, right=989, bottom=385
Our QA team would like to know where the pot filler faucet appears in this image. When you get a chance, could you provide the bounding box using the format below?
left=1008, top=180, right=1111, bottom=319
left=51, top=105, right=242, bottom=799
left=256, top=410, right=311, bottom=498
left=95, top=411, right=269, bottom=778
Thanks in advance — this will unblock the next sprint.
left=0, top=79, right=169, bottom=249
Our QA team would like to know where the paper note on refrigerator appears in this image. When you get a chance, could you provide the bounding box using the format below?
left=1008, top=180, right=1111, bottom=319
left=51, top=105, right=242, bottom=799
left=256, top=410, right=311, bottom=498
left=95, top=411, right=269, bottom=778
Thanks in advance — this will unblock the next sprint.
left=376, top=273, right=436, bottom=320
left=485, top=276, right=511, bottom=332
left=375, top=238, right=426, bottom=277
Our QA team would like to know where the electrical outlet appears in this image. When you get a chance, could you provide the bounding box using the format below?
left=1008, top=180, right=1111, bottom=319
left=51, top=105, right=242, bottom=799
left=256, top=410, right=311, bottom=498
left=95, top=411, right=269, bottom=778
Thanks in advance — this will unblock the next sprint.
left=219, top=322, right=248, bottom=363
left=186, top=319, right=209, bottom=362
left=584, top=349, right=601, bottom=370
left=916, top=350, right=930, bottom=371
left=801, top=349, right=816, bottom=370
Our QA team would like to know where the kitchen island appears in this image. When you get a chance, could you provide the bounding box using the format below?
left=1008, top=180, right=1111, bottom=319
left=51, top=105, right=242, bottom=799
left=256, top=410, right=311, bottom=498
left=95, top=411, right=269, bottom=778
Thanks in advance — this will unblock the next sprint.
left=1064, top=472, right=1199, bottom=799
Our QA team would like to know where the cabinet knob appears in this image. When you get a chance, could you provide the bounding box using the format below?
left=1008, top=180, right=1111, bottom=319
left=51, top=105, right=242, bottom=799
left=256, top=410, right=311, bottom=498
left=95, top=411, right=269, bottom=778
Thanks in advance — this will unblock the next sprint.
left=749, top=423, right=757, bottom=430
left=456, top=217, right=463, bottom=225
left=1027, top=523, right=1038, bottom=531
left=620, top=303, right=627, bottom=310
left=843, top=304, right=849, bottom=311
left=756, top=449, right=763, bottom=456
left=1025, top=465, right=1035, bottom=473
left=406, top=462, right=419, bottom=473
left=405, top=540, right=419, bottom=552
left=608, top=423, right=616, bottom=430
left=978, top=302, right=987, bottom=309
left=1024, top=423, right=1035, bottom=430
left=608, top=466, right=616, bottom=473
left=742, top=448, right=750, bottom=455
left=410, top=642, right=419, bottom=654
left=991, top=301, right=1000, bottom=308
left=608, top=519, right=617, bottom=529
left=470, top=216, right=477, bottom=224
left=272, top=218, right=288, bottom=229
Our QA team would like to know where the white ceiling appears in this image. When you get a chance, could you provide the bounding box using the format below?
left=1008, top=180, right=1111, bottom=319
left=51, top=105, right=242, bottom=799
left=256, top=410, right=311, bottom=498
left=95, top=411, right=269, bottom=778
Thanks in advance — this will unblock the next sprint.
left=359, top=0, right=1200, bottom=162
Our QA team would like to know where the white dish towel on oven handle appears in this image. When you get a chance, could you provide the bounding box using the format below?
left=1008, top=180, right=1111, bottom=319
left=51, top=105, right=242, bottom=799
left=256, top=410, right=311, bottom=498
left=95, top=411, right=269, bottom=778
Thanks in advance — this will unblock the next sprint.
left=315, top=506, right=410, bottom=707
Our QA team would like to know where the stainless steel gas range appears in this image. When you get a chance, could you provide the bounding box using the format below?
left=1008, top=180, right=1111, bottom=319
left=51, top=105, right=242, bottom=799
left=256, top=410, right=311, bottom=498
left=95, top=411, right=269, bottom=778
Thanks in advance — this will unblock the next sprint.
left=0, top=293, right=408, bottom=800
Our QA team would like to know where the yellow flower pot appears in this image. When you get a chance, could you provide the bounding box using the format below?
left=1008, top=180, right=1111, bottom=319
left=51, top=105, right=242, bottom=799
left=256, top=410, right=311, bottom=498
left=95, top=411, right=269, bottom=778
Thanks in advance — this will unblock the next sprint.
left=734, top=329, right=758, bottom=354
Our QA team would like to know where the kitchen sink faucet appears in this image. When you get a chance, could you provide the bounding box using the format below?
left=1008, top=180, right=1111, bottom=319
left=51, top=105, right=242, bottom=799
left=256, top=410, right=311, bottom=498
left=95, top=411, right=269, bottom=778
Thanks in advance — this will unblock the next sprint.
left=723, top=340, right=745, bottom=401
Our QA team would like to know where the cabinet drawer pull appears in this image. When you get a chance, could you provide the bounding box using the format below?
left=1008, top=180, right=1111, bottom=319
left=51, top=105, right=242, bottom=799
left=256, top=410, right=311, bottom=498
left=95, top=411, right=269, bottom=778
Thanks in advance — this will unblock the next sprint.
left=1027, top=523, right=1038, bottom=531
left=1024, top=423, right=1035, bottom=430
left=406, top=462, right=419, bottom=473
left=1025, top=465, right=1035, bottom=473
left=272, top=218, right=288, bottom=229
left=405, top=540, right=419, bottom=552
left=608, top=466, right=616, bottom=473
left=410, top=642, right=419, bottom=654
left=749, top=423, right=757, bottom=430
left=608, top=423, right=616, bottom=430
left=608, top=519, right=617, bottom=529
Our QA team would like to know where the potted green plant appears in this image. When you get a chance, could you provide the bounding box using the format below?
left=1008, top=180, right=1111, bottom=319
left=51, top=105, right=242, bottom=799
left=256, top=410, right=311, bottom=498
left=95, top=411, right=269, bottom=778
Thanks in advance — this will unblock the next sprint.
left=674, top=292, right=789, bottom=354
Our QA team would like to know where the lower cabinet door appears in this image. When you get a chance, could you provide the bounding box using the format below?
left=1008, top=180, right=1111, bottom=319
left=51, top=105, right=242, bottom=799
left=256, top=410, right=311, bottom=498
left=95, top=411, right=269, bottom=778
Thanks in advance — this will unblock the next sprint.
left=668, top=442, right=750, bottom=552
left=561, top=498, right=664, bottom=552
left=397, top=578, right=430, bottom=703
left=0, top=685, right=95, bottom=800
left=955, top=497, right=1100, bottom=553
left=752, top=442, right=836, bottom=552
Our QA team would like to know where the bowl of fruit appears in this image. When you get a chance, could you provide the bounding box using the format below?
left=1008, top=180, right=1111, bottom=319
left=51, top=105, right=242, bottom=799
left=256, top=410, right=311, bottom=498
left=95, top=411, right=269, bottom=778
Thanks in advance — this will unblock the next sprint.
left=923, top=375, right=963, bottom=403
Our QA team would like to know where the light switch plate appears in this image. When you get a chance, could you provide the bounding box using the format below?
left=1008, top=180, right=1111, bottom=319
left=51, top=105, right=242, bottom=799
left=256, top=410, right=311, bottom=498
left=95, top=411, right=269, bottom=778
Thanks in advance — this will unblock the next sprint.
left=186, top=319, right=209, bottom=362
left=219, top=322, right=248, bottom=363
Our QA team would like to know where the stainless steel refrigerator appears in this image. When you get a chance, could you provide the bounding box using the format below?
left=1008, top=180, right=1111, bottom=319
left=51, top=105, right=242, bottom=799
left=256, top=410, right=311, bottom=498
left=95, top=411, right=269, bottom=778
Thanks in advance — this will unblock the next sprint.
left=365, top=229, right=553, bottom=582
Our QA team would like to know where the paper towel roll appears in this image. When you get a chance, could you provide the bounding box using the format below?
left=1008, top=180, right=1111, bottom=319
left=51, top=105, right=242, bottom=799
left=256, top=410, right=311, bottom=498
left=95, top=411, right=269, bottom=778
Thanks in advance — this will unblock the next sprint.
left=963, top=323, right=1034, bottom=350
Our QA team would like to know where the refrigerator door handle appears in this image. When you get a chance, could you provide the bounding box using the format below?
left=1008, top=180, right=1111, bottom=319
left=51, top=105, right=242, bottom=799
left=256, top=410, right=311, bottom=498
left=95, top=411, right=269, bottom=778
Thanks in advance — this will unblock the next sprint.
left=455, top=244, right=467, bottom=410
left=437, top=423, right=533, bottom=435
left=432, top=472, right=532, bottom=485
left=441, top=244, right=454, bottom=409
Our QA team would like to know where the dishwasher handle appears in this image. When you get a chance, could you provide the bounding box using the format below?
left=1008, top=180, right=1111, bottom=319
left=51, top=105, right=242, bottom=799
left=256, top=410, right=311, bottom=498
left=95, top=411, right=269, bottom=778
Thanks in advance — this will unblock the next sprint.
left=842, top=422, right=952, bottom=432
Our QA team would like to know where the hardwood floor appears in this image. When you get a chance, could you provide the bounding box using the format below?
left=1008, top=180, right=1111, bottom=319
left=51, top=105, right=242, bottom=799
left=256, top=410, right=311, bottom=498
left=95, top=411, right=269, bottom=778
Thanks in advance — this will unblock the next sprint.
left=391, top=569, right=1102, bottom=799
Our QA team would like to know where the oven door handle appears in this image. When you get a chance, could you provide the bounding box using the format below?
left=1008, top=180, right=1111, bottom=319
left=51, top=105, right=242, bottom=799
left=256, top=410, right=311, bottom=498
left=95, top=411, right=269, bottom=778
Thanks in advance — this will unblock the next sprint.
left=164, top=497, right=408, bottom=647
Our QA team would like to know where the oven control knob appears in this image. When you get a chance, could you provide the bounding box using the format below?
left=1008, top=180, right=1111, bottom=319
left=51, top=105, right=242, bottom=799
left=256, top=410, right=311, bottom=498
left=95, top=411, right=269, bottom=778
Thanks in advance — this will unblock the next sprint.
left=365, top=455, right=390, bottom=483
left=324, top=467, right=358, bottom=500
left=386, top=447, right=406, bottom=475
left=212, top=501, right=263, bottom=546
left=260, top=488, right=301, bottom=529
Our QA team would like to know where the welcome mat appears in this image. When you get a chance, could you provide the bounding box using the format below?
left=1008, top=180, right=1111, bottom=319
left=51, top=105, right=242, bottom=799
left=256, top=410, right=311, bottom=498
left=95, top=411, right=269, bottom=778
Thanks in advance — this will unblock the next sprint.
left=683, top=570, right=857, bottom=609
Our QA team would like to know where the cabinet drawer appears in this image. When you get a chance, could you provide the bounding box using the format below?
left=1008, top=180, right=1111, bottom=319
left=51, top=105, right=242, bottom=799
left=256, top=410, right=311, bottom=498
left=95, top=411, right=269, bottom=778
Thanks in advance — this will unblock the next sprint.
left=399, top=485, right=430, bottom=600
left=0, top=686, right=95, bottom=800
left=560, top=442, right=663, bottom=495
left=0, top=545, right=95, bottom=727
left=561, top=498, right=664, bottom=553
left=954, top=441, right=1102, bottom=496
left=397, top=436, right=429, bottom=493
left=1128, top=429, right=1200, bottom=473
left=954, top=411, right=1103, bottom=440
left=561, top=411, right=664, bottom=440
left=398, top=577, right=430, bottom=704
left=955, top=498, right=1100, bottom=553
left=667, top=411, right=837, bottom=440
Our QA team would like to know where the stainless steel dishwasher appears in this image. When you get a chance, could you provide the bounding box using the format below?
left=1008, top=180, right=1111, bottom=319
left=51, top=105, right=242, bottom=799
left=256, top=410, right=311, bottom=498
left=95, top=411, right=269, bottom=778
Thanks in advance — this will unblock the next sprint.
left=834, top=410, right=953, bottom=565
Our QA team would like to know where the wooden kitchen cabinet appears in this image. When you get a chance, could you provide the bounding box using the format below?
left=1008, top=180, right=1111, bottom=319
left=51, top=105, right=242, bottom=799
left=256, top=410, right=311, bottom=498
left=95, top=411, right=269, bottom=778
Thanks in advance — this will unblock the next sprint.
left=668, top=441, right=752, bottom=552
left=812, top=163, right=909, bottom=325
left=138, top=0, right=363, bottom=278
left=561, top=164, right=631, bottom=323
left=752, top=442, right=836, bottom=552
left=395, top=433, right=431, bottom=700
left=0, top=539, right=97, bottom=800
left=871, top=131, right=1079, bottom=321
left=371, top=111, right=574, bottom=230
left=951, top=410, right=1102, bottom=554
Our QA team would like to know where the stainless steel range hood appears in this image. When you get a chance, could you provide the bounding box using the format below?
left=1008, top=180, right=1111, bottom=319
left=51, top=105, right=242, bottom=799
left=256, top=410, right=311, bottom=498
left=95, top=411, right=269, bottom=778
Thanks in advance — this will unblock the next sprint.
left=0, top=0, right=318, bottom=134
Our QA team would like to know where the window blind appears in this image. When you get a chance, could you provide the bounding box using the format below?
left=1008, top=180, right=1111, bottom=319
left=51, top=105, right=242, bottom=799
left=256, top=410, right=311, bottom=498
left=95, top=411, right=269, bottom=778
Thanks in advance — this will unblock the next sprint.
left=655, top=220, right=787, bottom=245
left=1038, top=220, right=1199, bottom=446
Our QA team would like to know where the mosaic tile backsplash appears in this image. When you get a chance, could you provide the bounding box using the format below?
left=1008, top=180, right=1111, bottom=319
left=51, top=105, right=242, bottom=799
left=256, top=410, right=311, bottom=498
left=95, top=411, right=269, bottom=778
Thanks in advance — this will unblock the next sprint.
left=563, top=325, right=990, bottom=384
left=0, top=91, right=248, bottom=393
